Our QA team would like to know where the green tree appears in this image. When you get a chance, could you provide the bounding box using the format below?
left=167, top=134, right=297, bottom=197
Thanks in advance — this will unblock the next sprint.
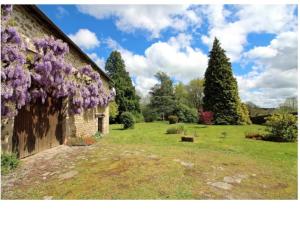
left=186, top=78, right=204, bottom=110
left=174, top=82, right=189, bottom=105
left=203, top=38, right=246, bottom=125
left=109, top=101, right=119, bottom=123
left=277, top=96, right=298, bottom=113
left=238, top=102, right=252, bottom=125
left=105, top=51, right=140, bottom=122
left=149, top=72, right=176, bottom=120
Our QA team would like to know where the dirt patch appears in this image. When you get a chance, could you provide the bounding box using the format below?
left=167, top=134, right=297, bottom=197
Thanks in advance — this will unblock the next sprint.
left=1, top=144, right=96, bottom=199
left=58, top=170, right=79, bottom=180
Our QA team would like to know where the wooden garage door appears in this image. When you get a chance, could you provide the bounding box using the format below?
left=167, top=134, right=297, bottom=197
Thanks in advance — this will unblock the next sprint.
left=12, top=97, right=66, bottom=158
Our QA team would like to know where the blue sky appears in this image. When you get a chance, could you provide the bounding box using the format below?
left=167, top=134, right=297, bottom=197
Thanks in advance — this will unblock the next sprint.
left=38, top=4, right=298, bottom=107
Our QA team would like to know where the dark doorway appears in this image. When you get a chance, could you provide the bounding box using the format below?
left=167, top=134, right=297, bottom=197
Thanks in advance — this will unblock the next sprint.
left=97, top=113, right=105, bottom=133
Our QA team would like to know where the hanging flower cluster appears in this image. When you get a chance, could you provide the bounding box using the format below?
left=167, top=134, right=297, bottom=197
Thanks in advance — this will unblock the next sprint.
left=1, top=5, right=115, bottom=119
left=1, top=5, right=31, bottom=118
left=30, top=36, right=73, bottom=103
left=1, top=5, right=13, bottom=21
left=68, top=65, right=115, bottom=114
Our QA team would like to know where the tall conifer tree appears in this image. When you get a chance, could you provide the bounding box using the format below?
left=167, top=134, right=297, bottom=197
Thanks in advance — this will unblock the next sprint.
left=105, top=51, right=140, bottom=121
left=203, top=38, right=246, bottom=124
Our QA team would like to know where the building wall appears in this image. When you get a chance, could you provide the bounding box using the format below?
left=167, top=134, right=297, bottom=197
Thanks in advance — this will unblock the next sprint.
left=13, top=6, right=110, bottom=136
left=1, top=6, right=110, bottom=154
left=66, top=105, right=109, bottom=138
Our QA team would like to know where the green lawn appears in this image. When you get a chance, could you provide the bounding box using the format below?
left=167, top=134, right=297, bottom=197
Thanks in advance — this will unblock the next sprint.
left=2, top=122, right=297, bottom=199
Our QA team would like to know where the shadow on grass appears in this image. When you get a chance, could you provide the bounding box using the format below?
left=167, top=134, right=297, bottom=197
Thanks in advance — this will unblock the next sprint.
left=112, top=127, right=124, bottom=131
left=112, top=127, right=135, bottom=131
left=192, top=125, right=208, bottom=129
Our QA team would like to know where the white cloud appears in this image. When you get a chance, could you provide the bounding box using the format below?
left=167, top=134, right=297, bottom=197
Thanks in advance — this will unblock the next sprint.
left=77, top=5, right=201, bottom=38
left=105, top=34, right=208, bottom=96
left=237, top=31, right=298, bottom=107
left=244, top=46, right=278, bottom=59
left=201, top=5, right=297, bottom=62
left=198, top=5, right=297, bottom=107
left=87, top=52, right=105, bottom=69
left=69, top=29, right=100, bottom=50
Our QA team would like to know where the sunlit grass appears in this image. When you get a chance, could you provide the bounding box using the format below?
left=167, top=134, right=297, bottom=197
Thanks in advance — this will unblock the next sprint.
left=2, top=122, right=297, bottom=199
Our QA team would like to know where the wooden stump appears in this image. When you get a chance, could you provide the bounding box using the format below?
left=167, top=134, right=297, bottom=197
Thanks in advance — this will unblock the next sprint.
left=181, top=136, right=194, bottom=142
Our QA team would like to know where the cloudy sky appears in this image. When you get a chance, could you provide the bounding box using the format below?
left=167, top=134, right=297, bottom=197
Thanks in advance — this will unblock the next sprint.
left=39, top=4, right=298, bottom=108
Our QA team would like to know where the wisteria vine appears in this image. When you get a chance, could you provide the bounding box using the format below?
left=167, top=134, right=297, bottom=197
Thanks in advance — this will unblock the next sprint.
left=1, top=5, right=31, bottom=118
left=1, top=5, right=115, bottom=119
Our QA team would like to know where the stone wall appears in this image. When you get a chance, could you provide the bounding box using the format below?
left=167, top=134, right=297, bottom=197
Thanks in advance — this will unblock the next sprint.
left=13, top=5, right=110, bottom=136
left=1, top=6, right=111, bottom=154
left=66, top=105, right=109, bottom=138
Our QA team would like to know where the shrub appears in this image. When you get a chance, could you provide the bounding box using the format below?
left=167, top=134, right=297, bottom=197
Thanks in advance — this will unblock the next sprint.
left=174, top=103, right=198, bottom=123
left=245, top=132, right=264, bottom=140
left=250, top=114, right=269, bottom=124
left=93, top=131, right=102, bottom=140
left=166, top=125, right=185, bottom=134
left=168, top=115, right=179, bottom=124
left=265, top=113, right=298, bottom=142
left=120, top=111, right=135, bottom=129
left=1, top=153, right=19, bottom=174
left=132, top=111, right=145, bottom=123
left=199, top=111, right=214, bottom=124
left=142, top=105, right=159, bottom=122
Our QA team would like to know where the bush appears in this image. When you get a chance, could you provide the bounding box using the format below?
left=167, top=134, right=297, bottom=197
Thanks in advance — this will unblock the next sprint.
left=245, top=132, right=264, bottom=140
left=120, top=111, right=135, bottom=129
left=168, top=115, right=178, bottom=124
left=132, top=111, right=145, bottom=123
left=142, top=105, right=159, bottom=122
left=265, top=113, right=298, bottom=142
left=199, top=111, right=214, bottom=124
left=93, top=131, right=102, bottom=141
left=166, top=125, right=185, bottom=134
left=174, top=103, right=198, bottom=123
left=250, top=114, right=269, bottom=124
left=1, top=153, right=19, bottom=174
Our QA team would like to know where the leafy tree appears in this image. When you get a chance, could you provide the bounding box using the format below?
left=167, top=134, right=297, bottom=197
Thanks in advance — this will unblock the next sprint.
left=186, top=78, right=204, bottom=110
left=174, top=103, right=198, bottom=123
left=142, top=104, right=159, bottom=122
left=109, top=101, right=118, bottom=123
left=245, top=101, right=275, bottom=117
left=238, top=103, right=252, bottom=124
left=105, top=51, right=140, bottom=121
left=149, top=72, right=176, bottom=120
left=174, top=82, right=189, bottom=105
left=277, top=96, right=298, bottom=113
left=203, top=38, right=247, bottom=125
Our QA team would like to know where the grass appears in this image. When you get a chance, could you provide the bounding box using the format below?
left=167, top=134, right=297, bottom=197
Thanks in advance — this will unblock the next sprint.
left=1, top=122, right=297, bottom=199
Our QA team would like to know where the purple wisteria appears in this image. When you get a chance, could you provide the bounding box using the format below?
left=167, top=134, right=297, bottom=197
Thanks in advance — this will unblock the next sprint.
left=1, top=5, right=31, bottom=118
left=1, top=5, right=13, bottom=21
left=68, top=65, right=115, bottom=114
left=1, top=5, right=115, bottom=119
left=30, top=36, right=73, bottom=103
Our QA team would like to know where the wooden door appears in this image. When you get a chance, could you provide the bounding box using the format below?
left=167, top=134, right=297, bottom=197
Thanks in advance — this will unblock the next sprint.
left=12, top=97, right=66, bottom=158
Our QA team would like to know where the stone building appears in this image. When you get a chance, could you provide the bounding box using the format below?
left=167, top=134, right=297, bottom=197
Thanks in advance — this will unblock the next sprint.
left=1, top=5, right=113, bottom=158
